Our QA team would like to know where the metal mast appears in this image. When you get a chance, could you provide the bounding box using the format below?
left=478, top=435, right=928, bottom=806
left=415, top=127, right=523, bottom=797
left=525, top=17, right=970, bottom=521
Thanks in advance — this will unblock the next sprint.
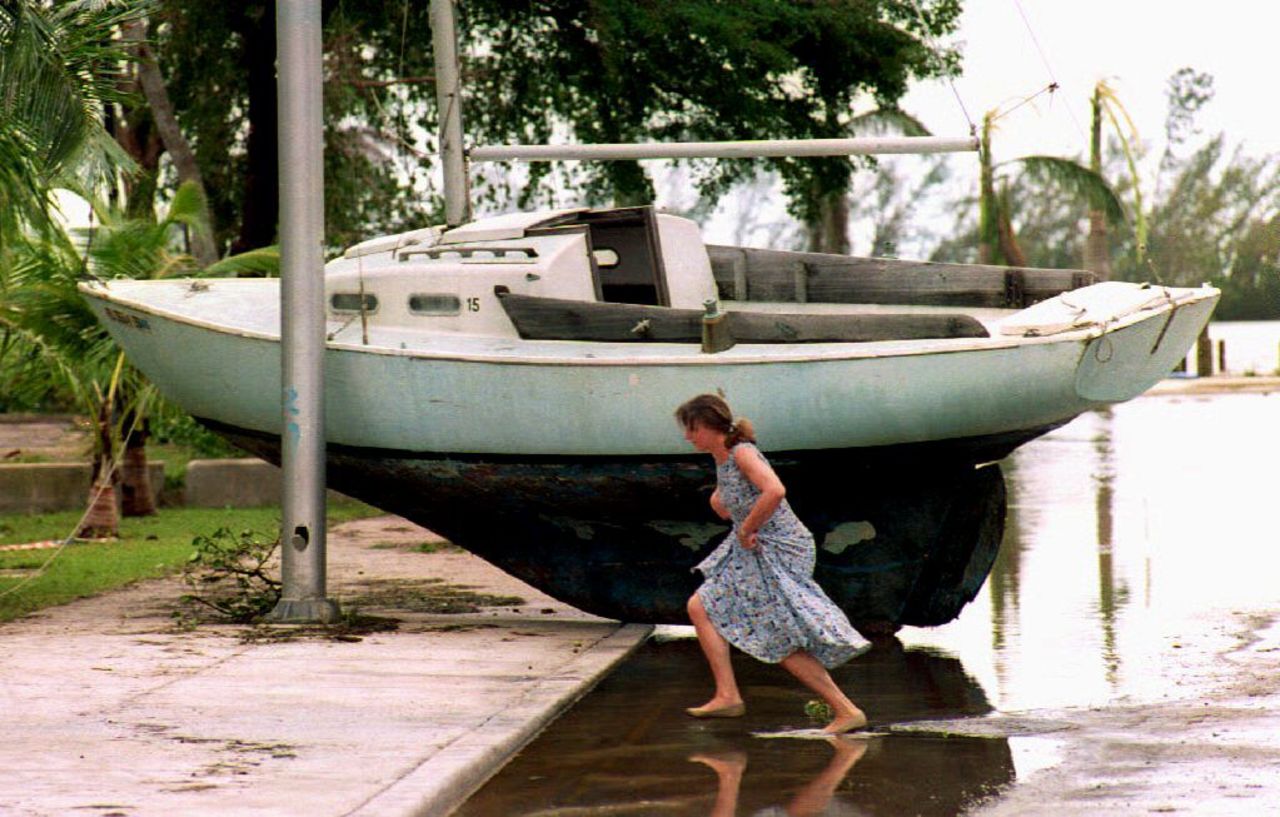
left=430, top=0, right=471, bottom=227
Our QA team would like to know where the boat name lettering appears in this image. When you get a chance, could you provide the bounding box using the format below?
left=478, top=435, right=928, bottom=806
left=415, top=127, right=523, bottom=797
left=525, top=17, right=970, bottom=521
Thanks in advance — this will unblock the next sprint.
left=103, top=307, right=151, bottom=332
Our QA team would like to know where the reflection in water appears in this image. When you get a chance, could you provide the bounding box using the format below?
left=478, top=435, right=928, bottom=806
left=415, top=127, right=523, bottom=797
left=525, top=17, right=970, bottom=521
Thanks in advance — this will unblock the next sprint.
left=691, top=739, right=866, bottom=817
left=458, top=639, right=1014, bottom=816
left=1091, top=408, right=1128, bottom=687
left=907, top=392, right=1280, bottom=712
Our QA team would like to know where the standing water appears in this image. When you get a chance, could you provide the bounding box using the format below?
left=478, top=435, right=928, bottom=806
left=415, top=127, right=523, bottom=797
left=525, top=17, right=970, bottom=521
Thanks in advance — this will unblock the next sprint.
left=458, top=389, right=1280, bottom=815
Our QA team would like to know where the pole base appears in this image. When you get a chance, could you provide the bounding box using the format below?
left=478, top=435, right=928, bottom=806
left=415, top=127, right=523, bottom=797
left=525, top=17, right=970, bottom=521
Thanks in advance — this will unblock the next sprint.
left=266, top=597, right=341, bottom=624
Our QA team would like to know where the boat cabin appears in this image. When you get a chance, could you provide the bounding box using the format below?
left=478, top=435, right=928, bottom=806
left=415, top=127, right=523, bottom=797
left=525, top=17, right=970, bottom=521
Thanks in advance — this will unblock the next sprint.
left=324, top=206, right=717, bottom=339
left=323, top=205, right=1094, bottom=347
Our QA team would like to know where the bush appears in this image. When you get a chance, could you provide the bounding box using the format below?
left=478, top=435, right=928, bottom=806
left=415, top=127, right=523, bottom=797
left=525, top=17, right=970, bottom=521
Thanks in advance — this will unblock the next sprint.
left=181, top=527, right=281, bottom=622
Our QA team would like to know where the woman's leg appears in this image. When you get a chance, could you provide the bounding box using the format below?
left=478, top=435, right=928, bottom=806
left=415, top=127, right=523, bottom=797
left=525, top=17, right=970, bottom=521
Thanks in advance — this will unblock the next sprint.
left=779, top=650, right=866, bottom=733
left=687, top=594, right=743, bottom=709
left=688, top=750, right=747, bottom=817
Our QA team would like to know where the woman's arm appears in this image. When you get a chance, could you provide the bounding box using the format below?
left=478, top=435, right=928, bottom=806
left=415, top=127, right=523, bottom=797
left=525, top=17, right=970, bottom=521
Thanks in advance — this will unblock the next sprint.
left=709, top=488, right=731, bottom=520
left=734, top=446, right=786, bottom=549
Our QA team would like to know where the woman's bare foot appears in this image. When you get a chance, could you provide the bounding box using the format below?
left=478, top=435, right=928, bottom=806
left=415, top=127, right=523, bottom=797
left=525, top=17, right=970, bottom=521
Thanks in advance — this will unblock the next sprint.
left=685, top=697, right=746, bottom=718
left=689, top=749, right=748, bottom=776
left=821, top=706, right=868, bottom=734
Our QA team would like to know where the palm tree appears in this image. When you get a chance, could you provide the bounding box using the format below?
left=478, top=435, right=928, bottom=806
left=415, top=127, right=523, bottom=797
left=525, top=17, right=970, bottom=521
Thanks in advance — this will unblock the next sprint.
left=978, top=110, right=1127, bottom=268
left=1, top=182, right=271, bottom=531
left=0, top=0, right=141, bottom=259
left=1086, top=80, right=1147, bottom=279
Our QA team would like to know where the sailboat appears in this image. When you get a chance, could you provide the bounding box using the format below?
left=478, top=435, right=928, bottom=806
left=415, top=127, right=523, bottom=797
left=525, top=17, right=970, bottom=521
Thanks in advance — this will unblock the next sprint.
left=80, top=0, right=1219, bottom=633
left=79, top=201, right=1217, bottom=632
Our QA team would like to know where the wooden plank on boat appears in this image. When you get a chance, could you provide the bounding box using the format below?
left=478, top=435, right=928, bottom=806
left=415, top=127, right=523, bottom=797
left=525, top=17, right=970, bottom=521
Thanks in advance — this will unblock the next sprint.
left=707, top=245, right=1094, bottom=307
left=728, top=311, right=988, bottom=342
left=497, top=290, right=703, bottom=341
left=496, top=289, right=988, bottom=344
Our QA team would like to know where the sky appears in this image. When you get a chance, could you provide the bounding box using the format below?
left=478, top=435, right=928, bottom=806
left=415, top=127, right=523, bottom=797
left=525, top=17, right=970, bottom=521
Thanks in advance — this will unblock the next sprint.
left=695, top=0, right=1280, bottom=250
left=904, top=0, right=1280, bottom=161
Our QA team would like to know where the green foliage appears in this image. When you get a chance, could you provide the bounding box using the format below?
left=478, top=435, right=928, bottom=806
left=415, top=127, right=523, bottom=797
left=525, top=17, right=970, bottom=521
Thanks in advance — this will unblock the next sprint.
left=0, top=0, right=143, bottom=255
left=147, top=409, right=240, bottom=459
left=804, top=698, right=834, bottom=723
left=180, top=526, right=282, bottom=622
left=0, top=506, right=282, bottom=622
left=464, top=0, right=962, bottom=222
left=141, top=0, right=961, bottom=252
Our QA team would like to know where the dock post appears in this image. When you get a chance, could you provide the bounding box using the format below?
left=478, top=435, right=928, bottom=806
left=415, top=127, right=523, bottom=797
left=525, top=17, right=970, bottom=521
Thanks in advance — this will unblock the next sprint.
left=269, top=0, right=338, bottom=623
left=1217, top=339, right=1227, bottom=374
left=1196, top=328, right=1213, bottom=377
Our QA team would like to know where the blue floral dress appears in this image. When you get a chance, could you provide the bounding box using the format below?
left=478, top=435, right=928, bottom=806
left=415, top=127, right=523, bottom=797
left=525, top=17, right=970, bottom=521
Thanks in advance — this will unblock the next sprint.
left=694, top=442, right=869, bottom=669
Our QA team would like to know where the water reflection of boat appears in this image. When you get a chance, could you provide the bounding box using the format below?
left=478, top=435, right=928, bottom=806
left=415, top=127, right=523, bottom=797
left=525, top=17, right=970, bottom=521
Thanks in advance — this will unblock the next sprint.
left=79, top=205, right=1217, bottom=631
left=455, top=639, right=1015, bottom=816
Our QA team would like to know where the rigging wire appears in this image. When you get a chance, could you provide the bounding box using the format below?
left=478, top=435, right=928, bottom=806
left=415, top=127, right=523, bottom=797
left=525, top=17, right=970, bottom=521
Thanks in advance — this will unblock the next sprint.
left=1010, top=0, right=1086, bottom=141
left=906, top=0, right=976, bottom=137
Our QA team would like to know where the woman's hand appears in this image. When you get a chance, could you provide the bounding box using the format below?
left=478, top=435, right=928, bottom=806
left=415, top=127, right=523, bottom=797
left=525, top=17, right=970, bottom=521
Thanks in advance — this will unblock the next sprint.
left=737, top=526, right=758, bottom=550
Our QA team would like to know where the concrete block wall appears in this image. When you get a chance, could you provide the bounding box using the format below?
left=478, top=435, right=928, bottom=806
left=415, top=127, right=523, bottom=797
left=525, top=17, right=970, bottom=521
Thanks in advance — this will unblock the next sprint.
left=183, top=459, right=351, bottom=508
left=0, top=462, right=165, bottom=515
left=0, top=459, right=351, bottom=514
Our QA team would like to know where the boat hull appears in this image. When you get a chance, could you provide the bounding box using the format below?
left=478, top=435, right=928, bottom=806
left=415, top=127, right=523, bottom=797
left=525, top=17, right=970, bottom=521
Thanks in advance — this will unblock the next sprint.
left=78, top=278, right=1217, bottom=628
left=212, top=418, right=1016, bottom=630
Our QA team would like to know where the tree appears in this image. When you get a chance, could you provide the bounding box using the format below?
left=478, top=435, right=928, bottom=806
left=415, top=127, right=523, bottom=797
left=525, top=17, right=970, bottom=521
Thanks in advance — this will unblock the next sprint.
left=1085, top=80, right=1145, bottom=279
left=126, top=1, right=962, bottom=255
left=464, top=0, right=962, bottom=251
left=0, top=0, right=140, bottom=260
left=976, top=110, right=1125, bottom=267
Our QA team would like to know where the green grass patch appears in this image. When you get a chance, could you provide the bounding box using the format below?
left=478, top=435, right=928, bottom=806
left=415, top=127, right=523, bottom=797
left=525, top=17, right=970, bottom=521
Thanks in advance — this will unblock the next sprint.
left=0, top=500, right=381, bottom=623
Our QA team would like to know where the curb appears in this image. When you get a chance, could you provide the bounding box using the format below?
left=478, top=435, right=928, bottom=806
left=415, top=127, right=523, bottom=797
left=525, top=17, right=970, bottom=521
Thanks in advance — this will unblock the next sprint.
left=348, top=622, right=653, bottom=817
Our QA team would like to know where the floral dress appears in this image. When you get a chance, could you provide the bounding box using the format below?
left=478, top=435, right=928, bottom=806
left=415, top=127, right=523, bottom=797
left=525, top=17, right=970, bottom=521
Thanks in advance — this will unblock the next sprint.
left=694, top=442, right=869, bottom=669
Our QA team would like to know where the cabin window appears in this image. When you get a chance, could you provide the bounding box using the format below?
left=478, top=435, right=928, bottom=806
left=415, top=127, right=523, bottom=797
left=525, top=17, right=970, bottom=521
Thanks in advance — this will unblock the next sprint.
left=330, top=292, right=378, bottom=313
left=408, top=293, right=462, bottom=315
left=399, top=246, right=538, bottom=262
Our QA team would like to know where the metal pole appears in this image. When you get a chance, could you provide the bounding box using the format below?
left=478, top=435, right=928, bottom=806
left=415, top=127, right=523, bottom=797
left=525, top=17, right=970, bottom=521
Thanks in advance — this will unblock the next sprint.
left=469, top=135, right=981, bottom=162
left=430, top=0, right=471, bottom=226
left=269, top=0, right=338, bottom=623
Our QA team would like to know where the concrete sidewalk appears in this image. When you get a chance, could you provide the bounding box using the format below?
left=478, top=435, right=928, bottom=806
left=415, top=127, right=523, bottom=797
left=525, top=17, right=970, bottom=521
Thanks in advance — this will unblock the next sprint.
left=0, top=516, right=651, bottom=817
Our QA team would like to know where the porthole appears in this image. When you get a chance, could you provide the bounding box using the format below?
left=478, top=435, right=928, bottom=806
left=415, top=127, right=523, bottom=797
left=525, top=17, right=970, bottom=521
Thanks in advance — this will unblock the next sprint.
left=409, top=293, right=462, bottom=315
left=330, top=292, right=378, bottom=313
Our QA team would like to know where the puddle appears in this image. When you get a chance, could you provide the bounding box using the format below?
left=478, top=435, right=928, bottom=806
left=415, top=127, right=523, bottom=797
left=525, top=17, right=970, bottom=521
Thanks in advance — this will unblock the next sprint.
left=457, top=639, right=1017, bottom=816
left=460, top=392, right=1279, bottom=814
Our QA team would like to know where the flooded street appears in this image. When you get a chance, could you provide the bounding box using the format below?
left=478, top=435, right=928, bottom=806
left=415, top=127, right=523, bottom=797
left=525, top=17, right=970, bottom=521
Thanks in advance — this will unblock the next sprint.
left=459, top=389, right=1280, bottom=815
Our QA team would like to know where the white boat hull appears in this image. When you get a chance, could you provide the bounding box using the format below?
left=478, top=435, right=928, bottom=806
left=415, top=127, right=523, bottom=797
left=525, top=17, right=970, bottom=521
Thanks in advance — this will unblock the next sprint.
left=79, top=278, right=1217, bottom=630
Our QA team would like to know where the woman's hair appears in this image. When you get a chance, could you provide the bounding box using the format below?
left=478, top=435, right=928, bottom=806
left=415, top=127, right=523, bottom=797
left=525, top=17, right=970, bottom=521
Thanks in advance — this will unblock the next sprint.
left=674, top=393, right=757, bottom=447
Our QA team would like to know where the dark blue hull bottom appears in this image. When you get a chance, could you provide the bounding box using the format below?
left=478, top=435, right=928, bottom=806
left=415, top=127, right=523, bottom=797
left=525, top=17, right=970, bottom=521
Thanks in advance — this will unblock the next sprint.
left=207, top=420, right=1060, bottom=632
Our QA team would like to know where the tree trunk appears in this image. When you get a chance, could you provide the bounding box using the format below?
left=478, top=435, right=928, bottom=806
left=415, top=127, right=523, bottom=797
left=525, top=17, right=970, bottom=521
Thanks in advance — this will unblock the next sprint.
left=977, top=114, right=999, bottom=265
left=996, top=205, right=1028, bottom=268
left=231, top=3, right=280, bottom=255
left=1085, top=87, right=1112, bottom=279
left=78, top=475, right=120, bottom=539
left=1084, top=210, right=1111, bottom=279
left=123, top=20, right=220, bottom=266
left=807, top=190, right=850, bottom=255
left=120, top=418, right=156, bottom=517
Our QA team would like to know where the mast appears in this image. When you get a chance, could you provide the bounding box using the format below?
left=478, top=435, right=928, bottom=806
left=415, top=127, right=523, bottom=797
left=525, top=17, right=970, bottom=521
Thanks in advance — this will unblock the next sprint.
left=430, top=0, right=471, bottom=227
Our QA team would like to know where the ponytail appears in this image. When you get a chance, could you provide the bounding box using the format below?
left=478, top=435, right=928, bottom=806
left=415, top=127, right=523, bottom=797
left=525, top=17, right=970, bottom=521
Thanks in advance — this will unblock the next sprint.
left=725, top=417, right=756, bottom=448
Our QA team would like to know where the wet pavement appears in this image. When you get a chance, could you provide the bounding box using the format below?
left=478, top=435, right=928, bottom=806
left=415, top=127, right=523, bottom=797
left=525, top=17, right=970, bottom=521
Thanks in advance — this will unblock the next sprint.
left=460, top=389, right=1280, bottom=815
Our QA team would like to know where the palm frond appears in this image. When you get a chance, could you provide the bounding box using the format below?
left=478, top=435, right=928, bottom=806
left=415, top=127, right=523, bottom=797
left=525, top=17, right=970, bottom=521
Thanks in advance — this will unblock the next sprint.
left=850, top=108, right=931, bottom=138
left=203, top=245, right=280, bottom=278
left=1006, top=155, right=1127, bottom=226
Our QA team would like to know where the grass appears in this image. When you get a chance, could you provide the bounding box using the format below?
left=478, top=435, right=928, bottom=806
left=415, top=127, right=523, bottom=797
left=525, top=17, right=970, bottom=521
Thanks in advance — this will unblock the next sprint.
left=0, top=499, right=382, bottom=624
